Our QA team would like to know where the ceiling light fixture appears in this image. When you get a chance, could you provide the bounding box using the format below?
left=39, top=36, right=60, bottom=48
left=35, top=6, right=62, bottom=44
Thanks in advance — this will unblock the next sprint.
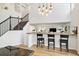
left=38, top=3, right=53, bottom=16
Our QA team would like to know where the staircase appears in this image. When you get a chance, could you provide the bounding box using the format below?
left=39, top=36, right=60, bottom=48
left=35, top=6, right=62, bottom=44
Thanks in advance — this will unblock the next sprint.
left=13, top=21, right=28, bottom=30
left=0, top=13, right=29, bottom=36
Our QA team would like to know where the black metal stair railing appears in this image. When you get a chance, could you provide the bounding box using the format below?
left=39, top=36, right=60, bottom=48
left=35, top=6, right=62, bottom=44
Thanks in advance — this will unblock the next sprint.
left=0, top=13, right=29, bottom=36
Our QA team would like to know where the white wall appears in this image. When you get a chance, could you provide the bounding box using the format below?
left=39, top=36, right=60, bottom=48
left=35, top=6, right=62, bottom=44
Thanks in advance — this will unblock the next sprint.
left=15, top=3, right=29, bottom=18
left=0, top=3, right=19, bottom=23
left=22, top=22, right=30, bottom=45
left=22, top=22, right=34, bottom=47
left=70, top=4, right=79, bottom=26
left=29, top=3, right=70, bottom=24
left=70, top=3, right=79, bottom=54
left=0, top=31, right=22, bottom=48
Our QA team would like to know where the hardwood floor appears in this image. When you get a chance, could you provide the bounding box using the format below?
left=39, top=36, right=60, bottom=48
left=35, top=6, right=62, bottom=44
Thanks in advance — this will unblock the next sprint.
left=16, top=44, right=78, bottom=56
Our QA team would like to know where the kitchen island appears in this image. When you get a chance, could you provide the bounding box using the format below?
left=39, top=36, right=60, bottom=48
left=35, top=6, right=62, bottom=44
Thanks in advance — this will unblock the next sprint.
left=26, top=31, right=77, bottom=50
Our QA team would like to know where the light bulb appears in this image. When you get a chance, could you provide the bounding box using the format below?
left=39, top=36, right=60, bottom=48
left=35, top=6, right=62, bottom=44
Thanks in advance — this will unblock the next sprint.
left=49, top=10, right=52, bottom=13
left=45, top=13, right=48, bottom=16
left=49, top=8, right=52, bottom=13
left=41, top=13, right=44, bottom=16
left=45, top=9, right=48, bottom=12
left=39, top=11, right=42, bottom=14
left=42, top=7, right=45, bottom=10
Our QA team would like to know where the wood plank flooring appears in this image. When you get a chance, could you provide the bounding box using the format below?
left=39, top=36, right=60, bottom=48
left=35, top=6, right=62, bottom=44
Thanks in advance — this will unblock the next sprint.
left=16, top=44, right=78, bottom=56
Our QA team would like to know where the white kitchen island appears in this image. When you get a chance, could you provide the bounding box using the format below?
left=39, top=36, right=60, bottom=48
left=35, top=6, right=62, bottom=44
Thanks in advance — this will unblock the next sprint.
left=27, top=32, right=77, bottom=50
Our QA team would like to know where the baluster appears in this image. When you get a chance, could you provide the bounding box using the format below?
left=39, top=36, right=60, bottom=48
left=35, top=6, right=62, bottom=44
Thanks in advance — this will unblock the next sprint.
left=27, top=14, right=29, bottom=21
left=0, top=24, right=1, bottom=36
left=18, top=16, right=19, bottom=30
left=9, top=16, right=11, bottom=30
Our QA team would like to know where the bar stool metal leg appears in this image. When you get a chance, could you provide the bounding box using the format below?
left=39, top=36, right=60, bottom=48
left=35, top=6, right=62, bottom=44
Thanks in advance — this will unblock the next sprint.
left=48, top=42, right=49, bottom=49
left=60, top=42, right=62, bottom=51
left=37, top=40, right=39, bottom=47
left=66, top=42, right=69, bottom=52
left=53, top=42, right=55, bottom=50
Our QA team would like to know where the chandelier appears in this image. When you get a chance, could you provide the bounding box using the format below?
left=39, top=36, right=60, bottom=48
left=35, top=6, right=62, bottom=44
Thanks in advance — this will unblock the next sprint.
left=38, top=3, right=53, bottom=16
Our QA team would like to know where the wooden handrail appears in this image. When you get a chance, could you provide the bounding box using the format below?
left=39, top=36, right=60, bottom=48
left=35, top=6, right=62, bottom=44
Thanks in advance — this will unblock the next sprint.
left=21, top=13, right=29, bottom=20
left=11, top=16, right=22, bottom=19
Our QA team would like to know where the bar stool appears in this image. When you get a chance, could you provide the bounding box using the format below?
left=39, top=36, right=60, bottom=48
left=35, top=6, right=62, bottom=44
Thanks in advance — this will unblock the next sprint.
left=60, top=35, right=69, bottom=52
left=48, top=34, right=55, bottom=49
left=37, top=34, right=44, bottom=47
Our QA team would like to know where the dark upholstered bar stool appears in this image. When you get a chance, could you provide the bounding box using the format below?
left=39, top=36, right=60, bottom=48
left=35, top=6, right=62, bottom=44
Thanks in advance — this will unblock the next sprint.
left=60, top=35, right=69, bottom=52
left=48, top=34, right=55, bottom=49
left=37, top=34, right=44, bottom=47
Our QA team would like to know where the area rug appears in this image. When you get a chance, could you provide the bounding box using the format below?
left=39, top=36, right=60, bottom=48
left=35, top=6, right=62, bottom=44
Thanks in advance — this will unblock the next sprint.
left=0, top=46, right=34, bottom=56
